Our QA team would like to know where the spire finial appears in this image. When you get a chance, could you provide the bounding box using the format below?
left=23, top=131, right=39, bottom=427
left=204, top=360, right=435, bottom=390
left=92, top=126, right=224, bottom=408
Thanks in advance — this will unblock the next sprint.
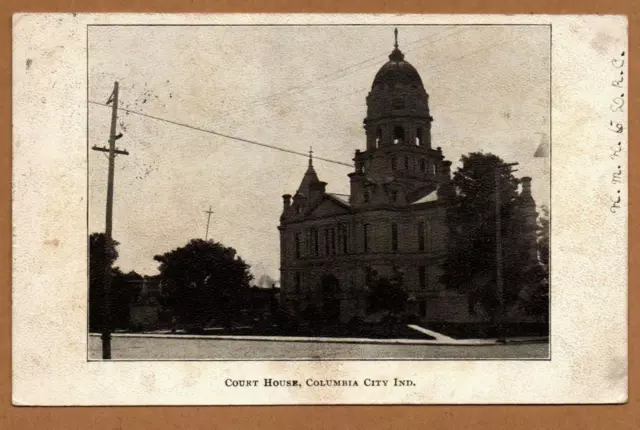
left=308, top=146, right=313, bottom=166
left=389, top=28, right=404, bottom=61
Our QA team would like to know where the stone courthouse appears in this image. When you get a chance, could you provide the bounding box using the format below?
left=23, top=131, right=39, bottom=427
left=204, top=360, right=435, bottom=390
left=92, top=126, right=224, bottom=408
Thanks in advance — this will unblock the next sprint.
left=278, top=30, right=538, bottom=324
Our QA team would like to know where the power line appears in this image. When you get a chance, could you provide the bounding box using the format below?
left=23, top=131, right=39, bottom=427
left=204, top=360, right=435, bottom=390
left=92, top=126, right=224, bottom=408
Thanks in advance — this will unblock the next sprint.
left=88, top=100, right=353, bottom=168
left=248, top=29, right=513, bottom=131
left=224, top=27, right=464, bottom=119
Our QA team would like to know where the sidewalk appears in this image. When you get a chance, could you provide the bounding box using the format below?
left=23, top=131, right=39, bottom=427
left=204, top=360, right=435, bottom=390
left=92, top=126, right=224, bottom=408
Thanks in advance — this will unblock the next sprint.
left=94, top=325, right=548, bottom=346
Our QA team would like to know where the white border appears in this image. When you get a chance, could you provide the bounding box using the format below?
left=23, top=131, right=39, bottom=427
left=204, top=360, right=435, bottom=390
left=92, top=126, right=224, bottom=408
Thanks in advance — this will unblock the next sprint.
left=12, top=13, right=627, bottom=405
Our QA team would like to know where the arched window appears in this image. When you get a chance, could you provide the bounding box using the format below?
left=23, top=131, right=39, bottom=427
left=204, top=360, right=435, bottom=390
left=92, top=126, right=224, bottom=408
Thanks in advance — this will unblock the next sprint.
left=393, top=126, right=405, bottom=144
left=391, top=157, right=397, bottom=171
left=375, top=127, right=382, bottom=148
left=416, top=128, right=424, bottom=146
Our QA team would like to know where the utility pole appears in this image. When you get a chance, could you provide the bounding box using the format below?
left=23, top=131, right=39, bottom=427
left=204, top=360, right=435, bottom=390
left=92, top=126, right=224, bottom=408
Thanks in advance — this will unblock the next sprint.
left=204, top=206, right=214, bottom=240
left=495, top=162, right=519, bottom=342
left=92, top=81, right=129, bottom=359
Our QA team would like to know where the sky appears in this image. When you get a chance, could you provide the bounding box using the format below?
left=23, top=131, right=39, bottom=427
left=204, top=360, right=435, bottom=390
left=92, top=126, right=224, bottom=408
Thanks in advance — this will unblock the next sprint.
left=88, top=25, right=551, bottom=281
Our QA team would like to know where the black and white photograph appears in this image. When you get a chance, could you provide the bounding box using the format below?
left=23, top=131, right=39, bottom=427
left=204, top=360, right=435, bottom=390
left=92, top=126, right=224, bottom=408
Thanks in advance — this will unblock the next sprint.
left=88, top=24, right=551, bottom=360
left=12, top=13, right=627, bottom=405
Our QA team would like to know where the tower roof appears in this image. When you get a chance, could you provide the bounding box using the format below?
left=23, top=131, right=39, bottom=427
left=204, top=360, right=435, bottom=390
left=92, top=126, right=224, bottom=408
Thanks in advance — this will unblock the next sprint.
left=372, top=28, right=424, bottom=89
left=295, top=147, right=320, bottom=196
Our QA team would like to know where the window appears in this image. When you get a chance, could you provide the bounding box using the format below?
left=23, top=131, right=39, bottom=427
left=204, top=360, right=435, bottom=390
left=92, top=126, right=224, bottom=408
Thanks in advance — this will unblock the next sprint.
left=426, top=221, right=433, bottom=251
left=418, top=221, right=425, bottom=251
left=416, top=128, right=424, bottom=146
left=391, top=223, right=398, bottom=252
left=393, top=126, right=405, bottom=144
left=364, top=192, right=370, bottom=203
left=391, top=157, right=397, bottom=171
left=363, top=224, right=370, bottom=252
left=375, top=127, right=382, bottom=147
left=419, top=265, right=427, bottom=289
left=340, top=224, right=349, bottom=254
left=311, top=228, right=319, bottom=256
left=431, top=163, right=437, bottom=175
left=420, top=159, right=426, bottom=172
left=330, top=228, right=336, bottom=255
left=295, top=273, right=301, bottom=293
left=391, top=191, right=398, bottom=203
left=404, top=156, right=409, bottom=170
left=295, top=233, right=302, bottom=259
left=324, top=228, right=330, bottom=256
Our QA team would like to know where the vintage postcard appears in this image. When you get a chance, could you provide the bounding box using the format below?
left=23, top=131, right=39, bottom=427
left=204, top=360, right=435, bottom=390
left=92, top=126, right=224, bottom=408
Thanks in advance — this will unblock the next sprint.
left=12, top=14, right=627, bottom=405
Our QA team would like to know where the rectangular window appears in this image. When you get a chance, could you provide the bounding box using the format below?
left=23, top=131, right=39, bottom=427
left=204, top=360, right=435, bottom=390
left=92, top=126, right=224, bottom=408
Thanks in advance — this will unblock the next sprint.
left=363, top=224, right=369, bottom=252
left=330, top=228, right=336, bottom=255
left=312, top=228, right=319, bottom=256
left=426, top=221, right=432, bottom=251
left=404, top=156, right=409, bottom=170
left=295, top=233, right=301, bottom=259
left=391, top=223, right=398, bottom=252
left=419, top=300, right=427, bottom=317
left=418, top=221, right=425, bottom=251
left=324, top=228, right=330, bottom=256
left=295, top=273, right=301, bottom=293
left=419, top=265, right=427, bottom=289
left=340, top=225, right=349, bottom=254
left=391, top=191, right=398, bottom=202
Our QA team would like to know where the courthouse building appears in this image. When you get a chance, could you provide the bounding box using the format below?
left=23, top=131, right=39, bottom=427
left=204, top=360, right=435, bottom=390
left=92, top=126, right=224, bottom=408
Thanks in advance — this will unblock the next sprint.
left=278, top=31, right=538, bottom=323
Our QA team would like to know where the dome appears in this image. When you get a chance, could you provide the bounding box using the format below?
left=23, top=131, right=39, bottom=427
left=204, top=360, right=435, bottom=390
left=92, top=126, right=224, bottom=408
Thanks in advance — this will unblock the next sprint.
left=372, top=47, right=424, bottom=89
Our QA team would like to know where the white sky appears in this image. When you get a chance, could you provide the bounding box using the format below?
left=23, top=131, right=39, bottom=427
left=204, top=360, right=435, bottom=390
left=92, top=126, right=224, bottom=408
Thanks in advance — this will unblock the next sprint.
left=88, top=25, right=550, bottom=280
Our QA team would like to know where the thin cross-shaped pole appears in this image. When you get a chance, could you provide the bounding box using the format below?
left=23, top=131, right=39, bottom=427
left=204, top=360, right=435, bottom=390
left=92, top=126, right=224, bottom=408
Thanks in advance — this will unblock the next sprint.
left=204, top=206, right=214, bottom=240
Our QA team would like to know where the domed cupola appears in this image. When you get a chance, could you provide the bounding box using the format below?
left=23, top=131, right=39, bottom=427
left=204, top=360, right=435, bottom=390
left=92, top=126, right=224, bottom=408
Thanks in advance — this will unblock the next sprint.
left=363, top=28, right=433, bottom=151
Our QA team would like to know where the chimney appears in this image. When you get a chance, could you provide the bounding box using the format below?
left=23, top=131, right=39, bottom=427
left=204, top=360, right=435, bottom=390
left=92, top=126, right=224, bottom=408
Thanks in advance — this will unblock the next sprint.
left=309, top=181, right=327, bottom=202
left=282, top=194, right=292, bottom=211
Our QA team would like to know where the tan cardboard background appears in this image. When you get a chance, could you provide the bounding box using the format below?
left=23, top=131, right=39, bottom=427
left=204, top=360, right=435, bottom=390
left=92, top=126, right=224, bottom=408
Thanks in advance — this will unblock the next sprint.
left=1, top=0, right=637, bottom=428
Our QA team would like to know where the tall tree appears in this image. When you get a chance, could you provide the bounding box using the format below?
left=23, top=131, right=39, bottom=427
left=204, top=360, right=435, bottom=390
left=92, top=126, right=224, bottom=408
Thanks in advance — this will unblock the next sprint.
left=518, top=205, right=549, bottom=318
left=154, top=239, right=253, bottom=328
left=88, top=233, right=119, bottom=332
left=441, top=152, right=532, bottom=317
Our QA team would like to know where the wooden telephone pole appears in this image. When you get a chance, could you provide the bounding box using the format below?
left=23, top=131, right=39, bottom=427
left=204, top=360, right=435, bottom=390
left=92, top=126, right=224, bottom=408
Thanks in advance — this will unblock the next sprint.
left=92, top=81, right=129, bottom=359
left=495, top=162, right=519, bottom=341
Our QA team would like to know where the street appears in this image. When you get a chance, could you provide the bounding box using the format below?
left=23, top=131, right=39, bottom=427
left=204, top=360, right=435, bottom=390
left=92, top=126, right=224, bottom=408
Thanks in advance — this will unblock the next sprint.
left=88, top=335, right=548, bottom=360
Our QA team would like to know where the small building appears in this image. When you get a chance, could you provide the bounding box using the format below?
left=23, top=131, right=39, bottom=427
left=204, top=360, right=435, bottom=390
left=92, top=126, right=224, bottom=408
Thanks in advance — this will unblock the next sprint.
left=129, top=277, right=162, bottom=331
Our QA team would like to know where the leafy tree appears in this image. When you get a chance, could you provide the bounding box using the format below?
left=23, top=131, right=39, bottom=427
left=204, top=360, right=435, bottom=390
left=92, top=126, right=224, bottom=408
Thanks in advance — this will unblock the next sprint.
left=89, top=233, right=119, bottom=332
left=154, top=239, right=253, bottom=328
left=518, top=205, right=549, bottom=318
left=368, top=268, right=408, bottom=315
left=441, top=152, right=533, bottom=318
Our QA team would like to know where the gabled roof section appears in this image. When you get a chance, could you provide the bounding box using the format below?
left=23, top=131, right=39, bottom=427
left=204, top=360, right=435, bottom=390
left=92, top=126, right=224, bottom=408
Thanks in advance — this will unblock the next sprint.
left=327, top=193, right=351, bottom=207
left=305, top=193, right=352, bottom=218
